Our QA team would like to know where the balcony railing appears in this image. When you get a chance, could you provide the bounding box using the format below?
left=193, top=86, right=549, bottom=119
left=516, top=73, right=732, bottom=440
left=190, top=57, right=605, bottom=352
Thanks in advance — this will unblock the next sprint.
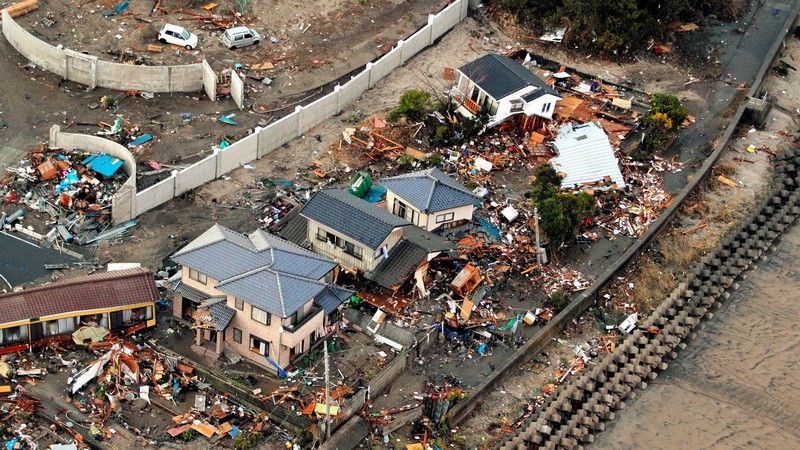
left=283, top=305, right=323, bottom=334
left=463, top=97, right=480, bottom=114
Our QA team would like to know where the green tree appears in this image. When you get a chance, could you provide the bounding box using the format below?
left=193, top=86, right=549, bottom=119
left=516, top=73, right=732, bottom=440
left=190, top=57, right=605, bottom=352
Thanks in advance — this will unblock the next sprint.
left=389, top=88, right=431, bottom=122
left=647, top=93, right=687, bottom=127
left=530, top=165, right=562, bottom=204
left=537, top=191, right=595, bottom=247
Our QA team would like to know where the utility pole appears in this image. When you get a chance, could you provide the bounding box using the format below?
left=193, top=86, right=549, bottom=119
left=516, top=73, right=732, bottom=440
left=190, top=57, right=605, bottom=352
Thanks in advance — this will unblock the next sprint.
left=534, top=207, right=543, bottom=267
left=324, top=340, right=331, bottom=441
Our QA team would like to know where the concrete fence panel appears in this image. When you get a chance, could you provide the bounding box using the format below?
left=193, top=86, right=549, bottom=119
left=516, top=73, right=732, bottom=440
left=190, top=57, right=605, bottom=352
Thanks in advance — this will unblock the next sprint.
left=432, top=1, right=462, bottom=40
left=202, top=60, right=217, bottom=101
left=370, top=45, right=403, bottom=88
left=112, top=185, right=136, bottom=223
left=231, top=70, right=244, bottom=109
left=402, top=25, right=433, bottom=64
left=298, top=92, right=338, bottom=133
left=2, top=10, right=66, bottom=77
left=339, top=70, right=371, bottom=109
left=218, top=133, right=258, bottom=175
left=64, top=50, right=98, bottom=89
left=135, top=176, right=176, bottom=216
left=166, top=64, right=205, bottom=92
left=175, top=154, right=218, bottom=196
left=257, top=112, right=301, bottom=154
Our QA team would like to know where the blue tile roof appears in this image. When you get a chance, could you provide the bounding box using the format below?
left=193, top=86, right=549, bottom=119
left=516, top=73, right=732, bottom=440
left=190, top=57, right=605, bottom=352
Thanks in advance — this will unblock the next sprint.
left=300, top=189, right=409, bottom=250
left=379, top=167, right=479, bottom=213
left=314, top=285, right=354, bottom=315
left=458, top=53, right=560, bottom=101
left=171, top=224, right=340, bottom=317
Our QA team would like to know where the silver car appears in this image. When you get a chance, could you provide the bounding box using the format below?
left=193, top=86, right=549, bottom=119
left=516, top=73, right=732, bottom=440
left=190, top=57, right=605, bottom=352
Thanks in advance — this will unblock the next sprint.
left=222, top=26, right=260, bottom=49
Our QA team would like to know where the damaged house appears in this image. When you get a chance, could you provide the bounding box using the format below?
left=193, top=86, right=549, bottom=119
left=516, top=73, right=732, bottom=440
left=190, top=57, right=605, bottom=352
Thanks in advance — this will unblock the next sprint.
left=281, top=189, right=454, bottom=291
left=550, top=121, right=626, bottom=190
left=380, top=167, right=480, bottom=232
left=0, top=268, right=158, bottom=350
left=451, top=53, right=562, bottom=127
left=170, top=225, right=352, bottom=373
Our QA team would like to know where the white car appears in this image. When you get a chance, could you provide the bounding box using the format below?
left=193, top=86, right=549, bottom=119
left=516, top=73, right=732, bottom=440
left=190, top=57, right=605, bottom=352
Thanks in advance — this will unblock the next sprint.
left=158, top=24, right=198, bottom=50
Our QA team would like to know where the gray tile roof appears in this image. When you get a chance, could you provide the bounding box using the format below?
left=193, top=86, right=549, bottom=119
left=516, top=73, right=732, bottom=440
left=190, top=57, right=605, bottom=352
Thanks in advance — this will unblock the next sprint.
left=365, top=239, right=428, bottom=289
left=201, top=297, right=236, bottom=331
left=171, top=224, right=340, bottom=317
left=172, top=281, right=212, bottom=303
left=314, top=285, right=354, bottom=315
left=458, top=53, right=561, bottom=101
left=215, top=268, right=329, bottom=317
left=278, top=215, right=308, bottom=247
left=403, top=226, right=457, bottom=253
left=379, top=168, right=479, bottom=213
left=300, top=189, right=409, bottom=250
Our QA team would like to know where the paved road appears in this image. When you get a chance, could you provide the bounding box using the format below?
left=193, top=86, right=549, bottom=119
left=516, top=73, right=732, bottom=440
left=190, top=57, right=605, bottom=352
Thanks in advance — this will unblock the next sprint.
left=0, top=231, right=73, bottom=289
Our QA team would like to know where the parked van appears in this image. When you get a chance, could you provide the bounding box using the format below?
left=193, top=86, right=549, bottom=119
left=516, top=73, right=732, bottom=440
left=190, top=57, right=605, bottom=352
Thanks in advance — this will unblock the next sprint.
left=222, top=26, right=261, bottom=49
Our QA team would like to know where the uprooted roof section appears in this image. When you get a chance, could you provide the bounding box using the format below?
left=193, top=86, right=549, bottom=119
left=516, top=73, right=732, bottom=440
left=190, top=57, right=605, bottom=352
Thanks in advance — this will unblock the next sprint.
left=379, top=167, right=479, bottom=213
left=299, top=188, right=410, bottom=250
left=457, top=53, right=561, bottom=101
left=172, top=224, right=351, bottom=318
left=550, top=122, right=626, bottom=190
left=0, top=267, right=159, bottom=324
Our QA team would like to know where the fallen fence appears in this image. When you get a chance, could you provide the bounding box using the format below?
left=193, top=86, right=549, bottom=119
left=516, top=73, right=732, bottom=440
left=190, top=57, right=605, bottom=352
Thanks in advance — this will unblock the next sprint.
left=445, top=0, right=800, bottom=438
left=1, top=10, right=217, bottom=97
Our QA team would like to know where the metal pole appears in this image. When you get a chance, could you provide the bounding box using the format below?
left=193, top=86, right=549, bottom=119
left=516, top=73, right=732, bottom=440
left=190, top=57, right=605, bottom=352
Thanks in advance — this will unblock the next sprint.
left=534, top=207, right=543, bottom=267
left=324, top=340, right=331, bottom=441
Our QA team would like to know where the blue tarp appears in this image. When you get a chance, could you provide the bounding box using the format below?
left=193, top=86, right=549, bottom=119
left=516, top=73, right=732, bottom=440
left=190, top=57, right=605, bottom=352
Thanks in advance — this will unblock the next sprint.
left=56, top=170, right=80, bottom=193
left=81, top=153, right=124, bottom=177
left=263, top=355, right=287, bottom=378
left=362, top=185, right=386, bottom=203
left=129, top=134, right=152, bottom=147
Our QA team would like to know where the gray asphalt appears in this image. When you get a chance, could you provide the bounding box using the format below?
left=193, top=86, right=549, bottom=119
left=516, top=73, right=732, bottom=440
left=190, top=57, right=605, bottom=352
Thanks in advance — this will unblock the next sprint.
left=0, top=231, right=73, bottom=290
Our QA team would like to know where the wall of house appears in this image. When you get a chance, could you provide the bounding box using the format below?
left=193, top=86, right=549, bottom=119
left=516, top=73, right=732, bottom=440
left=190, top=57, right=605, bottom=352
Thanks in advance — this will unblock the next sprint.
left=385, top=190, right=473, bottom=231
left=384, top=190, right=422, bottom=227
left=179, top=266, right=225, bottom=296
left=373, top=227, right=405, bottom=270
left=222, top=295, right=324, bottom=371
left=522, top=93, right=559, bottom=120
left=307, top=221, right=374, bottom=272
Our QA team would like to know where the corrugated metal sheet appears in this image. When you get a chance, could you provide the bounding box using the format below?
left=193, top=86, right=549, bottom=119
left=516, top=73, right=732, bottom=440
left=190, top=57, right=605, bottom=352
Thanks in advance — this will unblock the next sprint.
left=551, top=122, right=626, bottom=190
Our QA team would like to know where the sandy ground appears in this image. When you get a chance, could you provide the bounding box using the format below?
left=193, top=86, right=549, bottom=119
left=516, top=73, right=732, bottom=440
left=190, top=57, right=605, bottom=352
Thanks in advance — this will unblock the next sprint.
left=593, top=222, right=800, bottom=449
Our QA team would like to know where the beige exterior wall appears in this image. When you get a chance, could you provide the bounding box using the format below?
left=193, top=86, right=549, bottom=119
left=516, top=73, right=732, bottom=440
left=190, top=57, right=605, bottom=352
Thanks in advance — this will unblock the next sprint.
left=306, top=221, right=404, bottom=272
left=177, top=266, right=325, bottom=372
left=385, top=191, right=474, bottom=231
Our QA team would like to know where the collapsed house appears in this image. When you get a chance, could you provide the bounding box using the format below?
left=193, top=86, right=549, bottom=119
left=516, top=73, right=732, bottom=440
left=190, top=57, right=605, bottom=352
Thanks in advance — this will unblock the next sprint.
left=170, top=225, right=353, bottom=374
left=0, top=268, right=158, bottom=350
left=550, top=122, right=626, bottom=190
left=451, top=53, right=562, bottom=127
left=379, top=167, right=480, bottom=231
left=281, top=189, right=454, bottom=291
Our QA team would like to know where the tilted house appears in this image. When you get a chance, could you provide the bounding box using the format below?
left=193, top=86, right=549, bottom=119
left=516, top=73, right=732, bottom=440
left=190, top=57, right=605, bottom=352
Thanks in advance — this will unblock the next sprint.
left=380, top=167, right=479, bottom=231
left=171, top=225, right=352, bottom=373
left=452, top=53, right=562, bottom=127
left=0, top=268, right=158, bottom=349
left=281, top=189, right=454, bottom=290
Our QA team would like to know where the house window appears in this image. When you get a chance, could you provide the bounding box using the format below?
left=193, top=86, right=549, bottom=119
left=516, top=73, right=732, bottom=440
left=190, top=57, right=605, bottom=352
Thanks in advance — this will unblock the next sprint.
left=344, top=241, right=363, bottom=260
left=250, top=335, right=270, bottom=356
left=316, top=228, right=327, bottom=242
left=233, top=328, right=242, bottom=343
left=393, top=199, right=408, bottom=219
left=541, top=102, right=552, bottom=113
left=321, top=231, right=344, bottom=248
left=510, top=99, right=524, bottom=112
left=188, top=268, right=207, bottom=285
left=436, top=212, right=455, bottom=223
left=251, top=306, right=272, bottom=325
left=234, top=298, right=244, bottom=310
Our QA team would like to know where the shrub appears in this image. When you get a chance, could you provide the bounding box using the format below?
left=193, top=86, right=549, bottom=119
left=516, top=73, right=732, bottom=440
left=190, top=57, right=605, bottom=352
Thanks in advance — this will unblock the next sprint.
left=388, top=88, right=431, bottom=122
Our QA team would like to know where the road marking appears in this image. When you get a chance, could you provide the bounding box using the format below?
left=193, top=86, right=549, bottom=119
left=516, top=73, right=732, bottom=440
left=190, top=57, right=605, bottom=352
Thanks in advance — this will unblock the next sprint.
left=0, top=272, right=10, bottom=291
left=0, top=230, right=40, bottom=248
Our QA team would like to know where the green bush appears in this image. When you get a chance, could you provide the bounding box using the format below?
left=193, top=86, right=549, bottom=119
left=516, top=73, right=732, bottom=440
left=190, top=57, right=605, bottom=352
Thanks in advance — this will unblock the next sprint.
left=647, top=93, right=687, bottom=127
left=389, top=88, right=431, bottom=122
left=550, top=290, right=571, bottom=313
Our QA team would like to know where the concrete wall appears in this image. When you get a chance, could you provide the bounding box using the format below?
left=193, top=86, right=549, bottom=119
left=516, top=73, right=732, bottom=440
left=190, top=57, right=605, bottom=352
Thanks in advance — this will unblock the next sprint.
left=231, top=70, right=244, bottom=110
left=2, top=11, right=211, bottom=93
left=202, top=60, right=217, bottom=102
left=49, top=125, right=138, bottom=222
left=120, top=0, right=470, bottom=218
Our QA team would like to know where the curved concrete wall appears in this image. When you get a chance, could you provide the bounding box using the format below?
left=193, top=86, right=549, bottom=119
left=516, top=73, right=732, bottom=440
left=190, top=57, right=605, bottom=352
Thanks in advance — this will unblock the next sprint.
left=2, top=10, right=212, bottom=93
left=49, top=125, right=137, bottom=223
